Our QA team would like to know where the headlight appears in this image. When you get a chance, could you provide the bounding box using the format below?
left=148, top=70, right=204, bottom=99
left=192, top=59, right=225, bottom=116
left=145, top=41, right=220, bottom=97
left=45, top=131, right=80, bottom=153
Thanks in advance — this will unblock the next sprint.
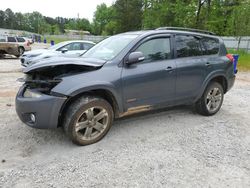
left=23, top=89, right=42, bottom=98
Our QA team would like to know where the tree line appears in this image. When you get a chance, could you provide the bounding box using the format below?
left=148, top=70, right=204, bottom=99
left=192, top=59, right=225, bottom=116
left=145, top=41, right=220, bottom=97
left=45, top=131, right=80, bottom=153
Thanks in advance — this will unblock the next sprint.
left=0, top=0, right=250, bottom=36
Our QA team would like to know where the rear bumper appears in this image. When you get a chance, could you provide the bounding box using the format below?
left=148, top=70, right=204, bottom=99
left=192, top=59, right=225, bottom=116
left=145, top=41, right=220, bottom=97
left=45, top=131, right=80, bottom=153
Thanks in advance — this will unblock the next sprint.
left=15, top=85, right=67, bottom=129
left=24, top=46, right=31, bottom=51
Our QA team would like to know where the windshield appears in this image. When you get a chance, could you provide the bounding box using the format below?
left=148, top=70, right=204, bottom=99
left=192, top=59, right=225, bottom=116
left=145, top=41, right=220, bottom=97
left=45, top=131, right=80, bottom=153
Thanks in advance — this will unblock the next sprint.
left=48, top=41, right=68, bottom=50
left=82, top=34, right=138, bottom=61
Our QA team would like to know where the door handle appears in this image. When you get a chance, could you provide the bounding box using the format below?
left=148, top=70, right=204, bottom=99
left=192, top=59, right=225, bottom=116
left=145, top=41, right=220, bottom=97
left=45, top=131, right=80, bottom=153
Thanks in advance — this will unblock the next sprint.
left=205, top=62, right=211, bottom=67
left=165, top=66, right=173, bottom=71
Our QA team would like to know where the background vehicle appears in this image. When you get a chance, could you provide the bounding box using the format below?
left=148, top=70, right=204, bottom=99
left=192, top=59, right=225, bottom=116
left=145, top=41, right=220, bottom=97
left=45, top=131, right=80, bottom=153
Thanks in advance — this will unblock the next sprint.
left=16, top=28, right=236, bottom=146
left=23, top=37, right=34, bottom=44
left=0, top=35, right=21, bottom=57
left=0, top=35, right=31, bottom=57
left=20, top=40, right=95, bottom=66
left=15, top=37, right=32, bottom=54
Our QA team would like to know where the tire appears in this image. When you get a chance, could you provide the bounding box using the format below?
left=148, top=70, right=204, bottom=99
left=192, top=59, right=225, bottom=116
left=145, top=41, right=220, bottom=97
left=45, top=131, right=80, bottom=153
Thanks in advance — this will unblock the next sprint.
left=0, top=53, right=4, bottom=58
left=63, top=96, right=114, bottom=146
left=18, top=47, right=25, bottom=56
left=195, top=82, right=224, bottom=116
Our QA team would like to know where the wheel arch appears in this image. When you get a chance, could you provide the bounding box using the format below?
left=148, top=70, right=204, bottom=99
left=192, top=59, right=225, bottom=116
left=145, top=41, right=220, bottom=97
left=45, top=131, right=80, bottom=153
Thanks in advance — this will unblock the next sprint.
left=195, top=73, right=228, bottom=102
left=57, top=88, right=121, bottom=127
left=209, top=76, right=228, bottom=93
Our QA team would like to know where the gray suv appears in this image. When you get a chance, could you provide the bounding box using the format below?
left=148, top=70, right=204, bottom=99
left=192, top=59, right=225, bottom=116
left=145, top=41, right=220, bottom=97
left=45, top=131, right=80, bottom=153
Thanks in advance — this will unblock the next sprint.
left=16, top=28, right=236, bottom=146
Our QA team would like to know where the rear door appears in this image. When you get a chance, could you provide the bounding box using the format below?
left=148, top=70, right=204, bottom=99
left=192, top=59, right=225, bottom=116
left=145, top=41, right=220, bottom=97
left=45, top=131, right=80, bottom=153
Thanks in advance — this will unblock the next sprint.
left=122, top=35, right=176, bottom=109
left=174, top=35, right=207, bottom=102
left=200, top=37, right=221, bottom=75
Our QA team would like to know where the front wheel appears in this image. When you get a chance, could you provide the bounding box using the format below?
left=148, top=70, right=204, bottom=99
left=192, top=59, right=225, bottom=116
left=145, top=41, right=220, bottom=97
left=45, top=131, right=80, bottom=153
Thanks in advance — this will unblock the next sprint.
left=195, top=82, right=224, bottom=116
left=63, top=96, right=114, bottom=146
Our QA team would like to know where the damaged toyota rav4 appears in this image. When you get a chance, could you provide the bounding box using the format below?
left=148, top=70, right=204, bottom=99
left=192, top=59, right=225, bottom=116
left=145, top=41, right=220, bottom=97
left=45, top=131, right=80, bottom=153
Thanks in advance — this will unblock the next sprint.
left=16, top=28, right=236, bottom=146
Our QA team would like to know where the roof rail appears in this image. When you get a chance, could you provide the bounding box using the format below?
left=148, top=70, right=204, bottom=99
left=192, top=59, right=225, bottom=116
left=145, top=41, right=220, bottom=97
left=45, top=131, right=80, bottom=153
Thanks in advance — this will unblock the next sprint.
left=156, top=27, right=216, bottom=35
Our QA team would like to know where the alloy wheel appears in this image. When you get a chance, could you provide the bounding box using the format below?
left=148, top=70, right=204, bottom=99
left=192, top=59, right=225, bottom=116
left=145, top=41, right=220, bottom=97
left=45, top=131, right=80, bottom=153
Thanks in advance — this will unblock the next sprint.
left=75, top=106, right=109, bottom=141
left=206, top=87, right=222, bottom=113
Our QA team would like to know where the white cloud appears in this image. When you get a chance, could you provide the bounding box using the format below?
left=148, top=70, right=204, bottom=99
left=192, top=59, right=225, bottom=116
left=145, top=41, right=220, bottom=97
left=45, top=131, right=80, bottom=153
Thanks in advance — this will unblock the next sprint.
left=1, top=0, right=115, bottom=21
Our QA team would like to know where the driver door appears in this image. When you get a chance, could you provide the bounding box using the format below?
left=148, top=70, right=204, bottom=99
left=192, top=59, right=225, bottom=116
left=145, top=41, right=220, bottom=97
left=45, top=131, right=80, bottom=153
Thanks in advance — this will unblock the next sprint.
left=121, top=36, right=176, bottom=110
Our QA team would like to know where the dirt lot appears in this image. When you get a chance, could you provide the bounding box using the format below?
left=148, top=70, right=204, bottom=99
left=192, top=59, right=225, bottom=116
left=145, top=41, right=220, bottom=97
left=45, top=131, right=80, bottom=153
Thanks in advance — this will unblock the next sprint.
left=0, top=49, right=250, bottom=187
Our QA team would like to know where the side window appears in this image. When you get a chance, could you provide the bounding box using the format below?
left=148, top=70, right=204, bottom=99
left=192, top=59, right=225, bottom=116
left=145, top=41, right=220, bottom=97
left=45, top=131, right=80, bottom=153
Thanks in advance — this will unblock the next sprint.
left=176, top=35, right=202, bottom=58
left=61, top=43, right=81, bottom=51
left=16, top=37, right=25, bottom=42
left=7, top=37, right=17, bottom=43
left=201, top=37, right=219, bottom=55
left=136, top=38, right=171, bottom=63
left=84, top=43, right=94, bottom=50
left=0, top=36, right=5, bottom=42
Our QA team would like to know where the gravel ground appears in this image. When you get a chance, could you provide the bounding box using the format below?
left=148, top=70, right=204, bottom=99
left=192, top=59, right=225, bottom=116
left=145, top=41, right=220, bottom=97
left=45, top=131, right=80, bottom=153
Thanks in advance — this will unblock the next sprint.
left=0, top=49, right=250, bottom=187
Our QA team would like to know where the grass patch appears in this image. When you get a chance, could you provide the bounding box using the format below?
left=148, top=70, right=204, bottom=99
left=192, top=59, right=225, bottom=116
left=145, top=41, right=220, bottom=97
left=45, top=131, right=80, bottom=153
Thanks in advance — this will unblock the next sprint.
left=42, top=36, right=72, bottom=44
left=228, top=49, right=250, bottom=71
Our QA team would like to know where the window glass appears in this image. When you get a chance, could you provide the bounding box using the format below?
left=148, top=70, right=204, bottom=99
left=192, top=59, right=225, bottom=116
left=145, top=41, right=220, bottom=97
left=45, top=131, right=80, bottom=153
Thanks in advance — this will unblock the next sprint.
left=136, top=38, right=171, bottom=62
left=61, top=43, right=81, bottom=51
left=17, top=37, right=25, bottom=42
left=84, top=43, right=94, bottom=50
left=176, top=35, right=202, bottom=58
left=82, top=34, right=138, bottom=61
left=0, top=36, right=5, bottom=42
left=201, top=37, right=219, bottom=55
left=7, top=37, right=16, bottom=42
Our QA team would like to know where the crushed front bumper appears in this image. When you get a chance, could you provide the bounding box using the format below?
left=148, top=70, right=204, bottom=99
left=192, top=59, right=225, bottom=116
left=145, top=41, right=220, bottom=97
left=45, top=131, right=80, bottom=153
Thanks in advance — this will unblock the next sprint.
left=15, top=85, right=67, bottom=129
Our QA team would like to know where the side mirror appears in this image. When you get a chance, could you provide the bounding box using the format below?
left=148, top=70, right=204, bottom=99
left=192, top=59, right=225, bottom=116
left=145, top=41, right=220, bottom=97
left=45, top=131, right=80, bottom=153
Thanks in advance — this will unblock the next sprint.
left=126, top=52, right=145, bottom=65
left=60, top=48, right=68, bottom=53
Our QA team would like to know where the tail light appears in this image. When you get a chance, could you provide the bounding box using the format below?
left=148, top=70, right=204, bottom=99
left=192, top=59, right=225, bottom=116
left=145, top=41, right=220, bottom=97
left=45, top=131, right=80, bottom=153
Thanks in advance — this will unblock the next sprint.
left=26, top=41, right=30, bottom=46
left=226, top=54, right=234, bottom=63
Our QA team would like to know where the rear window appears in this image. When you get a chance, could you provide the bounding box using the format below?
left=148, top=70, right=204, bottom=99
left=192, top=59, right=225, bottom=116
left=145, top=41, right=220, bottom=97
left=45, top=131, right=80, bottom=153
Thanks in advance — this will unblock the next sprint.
left=201, top=37, right=219, bottom=55
left=17, top=37, right=26, bottom=42
left=7, top=37, right=16, bottom=42
left=176, top=35, right=203, bottom=58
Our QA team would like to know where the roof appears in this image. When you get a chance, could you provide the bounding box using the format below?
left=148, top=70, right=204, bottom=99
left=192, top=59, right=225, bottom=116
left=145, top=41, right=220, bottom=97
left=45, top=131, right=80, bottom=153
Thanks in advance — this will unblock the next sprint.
left=121, top=27, right=218, bottom=39
left=59, top=40, right=96, bottom=44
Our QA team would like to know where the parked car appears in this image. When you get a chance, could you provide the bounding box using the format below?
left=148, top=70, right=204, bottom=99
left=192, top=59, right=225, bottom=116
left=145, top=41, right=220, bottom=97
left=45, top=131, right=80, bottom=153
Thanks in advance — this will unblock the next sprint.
left=0, top=35, right=31, bottom=56
left=23, top=37, right=34, bottom=44
left=16, top=27, right=236, bottom=146
left=16, top=37, right=32, bottom=53
left=20, top=40, right=95, bottom=67
left=0, top=35, right=21, bottom=57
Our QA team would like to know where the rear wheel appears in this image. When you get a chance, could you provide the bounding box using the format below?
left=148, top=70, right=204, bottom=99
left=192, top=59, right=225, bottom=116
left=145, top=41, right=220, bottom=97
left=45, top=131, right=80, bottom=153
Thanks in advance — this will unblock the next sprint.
left=63, top=96, right=114, bottom=146
left=195, top=82, right=224, bottom=116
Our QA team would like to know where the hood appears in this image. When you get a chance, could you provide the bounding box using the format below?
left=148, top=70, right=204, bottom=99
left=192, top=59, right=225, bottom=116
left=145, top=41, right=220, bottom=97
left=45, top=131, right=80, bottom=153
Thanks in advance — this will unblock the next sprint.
left=23, top=56, right=106, bottom=73
left=23, top=49, right=48, bottom=56
left=29, top=51, right=59, bottom=61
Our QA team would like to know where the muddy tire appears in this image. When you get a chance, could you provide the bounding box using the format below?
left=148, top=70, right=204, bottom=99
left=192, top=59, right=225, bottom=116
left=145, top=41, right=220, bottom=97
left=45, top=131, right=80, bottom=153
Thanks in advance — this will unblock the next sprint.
left=63, top=96, right=114, bottom=146
left=195, top=82, right=224, bottom=116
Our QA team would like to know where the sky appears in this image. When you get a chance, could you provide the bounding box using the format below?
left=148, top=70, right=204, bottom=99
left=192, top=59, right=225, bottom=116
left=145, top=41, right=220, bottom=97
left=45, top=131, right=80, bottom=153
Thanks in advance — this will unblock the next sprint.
left=1, top=0, right=114, bottom=21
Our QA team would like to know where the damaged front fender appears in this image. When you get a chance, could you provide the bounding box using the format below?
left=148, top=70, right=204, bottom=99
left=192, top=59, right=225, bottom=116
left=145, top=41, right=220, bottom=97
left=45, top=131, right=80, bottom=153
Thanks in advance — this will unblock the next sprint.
left=19, top=57, right=106, bottom=96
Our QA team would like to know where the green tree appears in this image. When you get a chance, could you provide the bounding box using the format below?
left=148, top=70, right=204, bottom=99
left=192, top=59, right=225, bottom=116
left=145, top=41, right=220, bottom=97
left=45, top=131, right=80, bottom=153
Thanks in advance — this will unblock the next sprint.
left=114, top=0, right=143, bottom=33
left=5, top=8, right=15, bottom=29
left=0, top=10, right=5, bottom=28
left=92, top=3, right=116, bottom=35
